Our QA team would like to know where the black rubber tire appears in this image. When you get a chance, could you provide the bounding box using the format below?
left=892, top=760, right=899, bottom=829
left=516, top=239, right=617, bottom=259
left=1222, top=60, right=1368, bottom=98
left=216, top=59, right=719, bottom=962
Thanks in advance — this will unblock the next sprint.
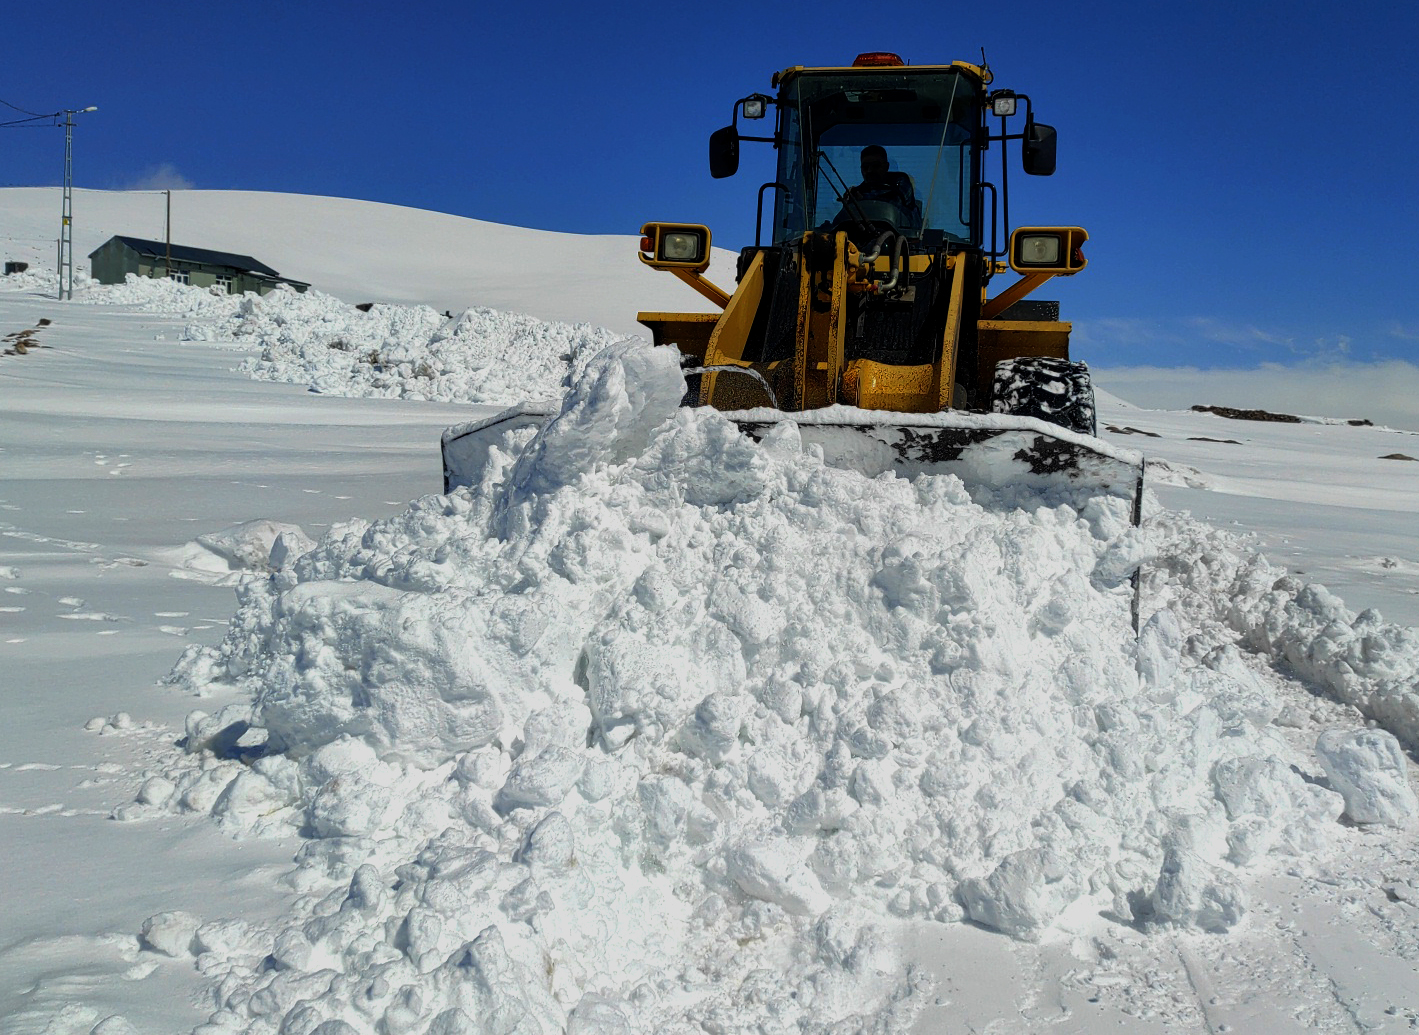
left=991, top=356, right=1097, bottom=437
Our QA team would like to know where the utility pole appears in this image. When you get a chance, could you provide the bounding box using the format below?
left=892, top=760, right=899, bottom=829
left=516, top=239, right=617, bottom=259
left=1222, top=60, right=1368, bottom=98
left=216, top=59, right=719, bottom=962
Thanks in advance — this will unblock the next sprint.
left=60, top=111, right=74, bottom=299
left=164, top=189, right=172, bottom=279
left=58, top=106, right=98, bottom=301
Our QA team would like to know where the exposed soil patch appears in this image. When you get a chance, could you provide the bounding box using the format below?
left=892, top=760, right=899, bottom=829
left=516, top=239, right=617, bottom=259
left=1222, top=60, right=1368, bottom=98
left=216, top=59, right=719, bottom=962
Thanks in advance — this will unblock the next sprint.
left=1105, top=424, right=1161, bottom=437
left=2, top=318, right=51, bottom=357
left=1191, top=404, right=1372, bottom=426
left=1379, top=453, right=1417, bottom=461
left=1192, top=404, right=1302, bottom=423
left=1188, top=437, right=1242, bottom=444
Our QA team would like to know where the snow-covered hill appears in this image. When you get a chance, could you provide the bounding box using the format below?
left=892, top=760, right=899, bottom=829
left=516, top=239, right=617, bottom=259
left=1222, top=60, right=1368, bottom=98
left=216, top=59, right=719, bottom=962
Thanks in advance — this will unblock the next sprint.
left=2, top=192, right=1417, bottom=1035
left=0, top=187, right=736, bottom=335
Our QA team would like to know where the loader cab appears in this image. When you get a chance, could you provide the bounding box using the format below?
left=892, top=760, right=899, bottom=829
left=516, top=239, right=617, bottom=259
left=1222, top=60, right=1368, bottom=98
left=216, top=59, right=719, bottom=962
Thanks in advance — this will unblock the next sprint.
left=769, top=65, right=982, bottom=250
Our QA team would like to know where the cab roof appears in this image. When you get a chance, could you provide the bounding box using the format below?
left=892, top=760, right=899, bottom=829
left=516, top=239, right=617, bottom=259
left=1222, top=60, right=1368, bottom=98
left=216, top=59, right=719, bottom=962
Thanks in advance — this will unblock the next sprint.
left=771, top=59, right=992, bottom=89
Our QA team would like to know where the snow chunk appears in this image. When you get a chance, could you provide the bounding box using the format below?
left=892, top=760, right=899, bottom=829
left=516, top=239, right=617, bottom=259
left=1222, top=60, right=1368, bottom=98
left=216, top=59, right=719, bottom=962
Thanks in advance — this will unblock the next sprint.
left=1316, top=728, right=1418, bottom=826
left=1141, top=844, right=1247, bottom=933
left=726, top=838, right=832, bottom=916
left=255, top=582, right=504, bottom=767
left=503, top=340, right=685, bottom=499
left=956, top=847, right=1085, bottom=940
left=196, top=518, right=314, bottom=572
left=495, top=746, right=583, bottom=813
left=139, top=911, right=200, bottom=957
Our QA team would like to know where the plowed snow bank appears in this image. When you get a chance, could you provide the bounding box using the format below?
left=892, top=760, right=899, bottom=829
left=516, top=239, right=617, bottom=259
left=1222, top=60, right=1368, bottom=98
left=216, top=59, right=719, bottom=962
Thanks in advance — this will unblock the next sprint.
left=68, top=272, right=624, bottom=406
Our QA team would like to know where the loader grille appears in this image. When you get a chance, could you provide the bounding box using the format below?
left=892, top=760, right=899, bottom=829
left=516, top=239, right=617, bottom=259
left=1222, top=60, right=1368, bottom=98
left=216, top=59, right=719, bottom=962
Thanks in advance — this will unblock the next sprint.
left=845, top=267, right=940, bottom=366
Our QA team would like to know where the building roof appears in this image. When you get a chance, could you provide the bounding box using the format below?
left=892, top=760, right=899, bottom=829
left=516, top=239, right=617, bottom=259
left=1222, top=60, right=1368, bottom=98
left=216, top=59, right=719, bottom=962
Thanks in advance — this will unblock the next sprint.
left=90, top=236, right=282, bottom=278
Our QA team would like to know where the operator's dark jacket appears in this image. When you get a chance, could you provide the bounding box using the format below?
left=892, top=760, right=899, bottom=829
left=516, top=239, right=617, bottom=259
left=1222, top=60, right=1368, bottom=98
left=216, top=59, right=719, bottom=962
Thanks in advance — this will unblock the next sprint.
left=844, top=171, right=922, bottom=226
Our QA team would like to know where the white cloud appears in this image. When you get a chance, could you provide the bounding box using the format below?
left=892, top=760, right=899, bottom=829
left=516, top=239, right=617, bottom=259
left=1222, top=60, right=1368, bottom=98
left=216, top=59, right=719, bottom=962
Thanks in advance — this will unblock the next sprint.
left=1075, top=315, right=1408, bottom=368
left=1190, top=317, right=1294, bottom=349
left=119, top=163, right=195, bottom=190
left=1094, top=360, right=1419, bottom=434
left=1074, top=316, right=1299, bottom=358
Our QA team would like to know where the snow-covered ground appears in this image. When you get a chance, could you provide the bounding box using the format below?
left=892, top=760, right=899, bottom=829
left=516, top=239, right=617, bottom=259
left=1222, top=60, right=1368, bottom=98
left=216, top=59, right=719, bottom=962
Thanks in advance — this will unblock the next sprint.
left=2, top=192, right=1417, bottom=1034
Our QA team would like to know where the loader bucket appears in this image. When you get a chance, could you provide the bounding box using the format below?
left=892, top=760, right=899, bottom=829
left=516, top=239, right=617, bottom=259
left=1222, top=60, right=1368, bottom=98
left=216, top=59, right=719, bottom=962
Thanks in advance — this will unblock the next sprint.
left=443, top=404, right=1143, bottom=518
left=733, top=408, right=1143, bottom=501
left=441, top=405, right=554, bottom=495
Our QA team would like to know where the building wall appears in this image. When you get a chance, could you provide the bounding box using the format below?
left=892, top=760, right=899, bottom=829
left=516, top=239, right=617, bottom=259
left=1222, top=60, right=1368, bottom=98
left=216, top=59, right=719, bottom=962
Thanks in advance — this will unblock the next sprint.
left=133, top=260, right=250, bottom=293
left=90, top=240, right=132, bottom=285
left=90, top=239, right=287, bottom=295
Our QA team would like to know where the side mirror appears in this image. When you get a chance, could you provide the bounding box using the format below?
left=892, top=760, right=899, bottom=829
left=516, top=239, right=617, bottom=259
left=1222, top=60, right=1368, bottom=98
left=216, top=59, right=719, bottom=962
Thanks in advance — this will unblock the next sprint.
left=1022, top=121, right=1057, bottom=176
left=710, top=126, right=740, bottom=179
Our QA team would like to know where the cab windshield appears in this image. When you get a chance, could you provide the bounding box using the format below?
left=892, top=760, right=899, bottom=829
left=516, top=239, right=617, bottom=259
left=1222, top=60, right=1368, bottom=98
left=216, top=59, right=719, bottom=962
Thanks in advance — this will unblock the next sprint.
left=772, top=69, right=978, bottom=246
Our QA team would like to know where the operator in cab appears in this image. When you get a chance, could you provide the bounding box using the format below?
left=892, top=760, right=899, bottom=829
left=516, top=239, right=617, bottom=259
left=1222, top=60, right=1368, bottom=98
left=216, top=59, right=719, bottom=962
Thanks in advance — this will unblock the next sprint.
left=843, top=145, right=921, bottom=229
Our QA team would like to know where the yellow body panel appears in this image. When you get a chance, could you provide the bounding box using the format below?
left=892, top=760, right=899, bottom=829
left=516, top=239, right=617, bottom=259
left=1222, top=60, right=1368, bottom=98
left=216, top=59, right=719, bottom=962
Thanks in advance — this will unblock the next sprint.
left=844, top=361, right=937, bottom=411
left=700, top=250, right=768, bottom=406
left=796, top=232, right=850, bottom=409
left=636, top=312, right=719, bottom=363
left=935, top=254, right=967, bottom=411
left=976, top=319, right=1072, bottom=393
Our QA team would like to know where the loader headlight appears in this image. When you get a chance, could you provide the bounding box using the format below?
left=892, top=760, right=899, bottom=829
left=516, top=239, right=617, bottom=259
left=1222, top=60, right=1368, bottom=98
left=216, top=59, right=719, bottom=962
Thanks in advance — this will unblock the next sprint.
left=660, top=231, right=704, bottom=262
left=742, top=94, right=769, bottom=120
left=637, top=222, right=713, bottom=272
left=1008, top=227, right=1088, bottom=275
left=1017, top=233, right=1061, bottom=266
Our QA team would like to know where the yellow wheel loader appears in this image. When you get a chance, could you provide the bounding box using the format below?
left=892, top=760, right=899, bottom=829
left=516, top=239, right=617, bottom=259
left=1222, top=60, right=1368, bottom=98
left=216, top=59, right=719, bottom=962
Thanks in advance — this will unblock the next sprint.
left=444, top=52, right=1142, bottom=513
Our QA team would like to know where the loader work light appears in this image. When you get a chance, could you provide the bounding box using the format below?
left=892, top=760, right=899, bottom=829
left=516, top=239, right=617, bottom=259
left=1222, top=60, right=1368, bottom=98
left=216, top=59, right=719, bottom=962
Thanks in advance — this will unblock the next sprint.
left=1008, top=227, right=1089, bottom=275
left=742, top=94, right=768, bottom=119
left=662, top=232, right=702, bottom=261
left=637, top=222, right=713, bottom=272
left=1019, top=234, right=1059, bottom=265
left=990, top=91, right=1017, bottom=117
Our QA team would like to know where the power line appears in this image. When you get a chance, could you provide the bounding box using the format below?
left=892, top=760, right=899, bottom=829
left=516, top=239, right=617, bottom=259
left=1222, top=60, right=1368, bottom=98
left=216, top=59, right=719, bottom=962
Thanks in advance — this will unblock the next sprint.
left=0, top=113, right=61, bottom=128
left=1, top=97, right=48, bottom=118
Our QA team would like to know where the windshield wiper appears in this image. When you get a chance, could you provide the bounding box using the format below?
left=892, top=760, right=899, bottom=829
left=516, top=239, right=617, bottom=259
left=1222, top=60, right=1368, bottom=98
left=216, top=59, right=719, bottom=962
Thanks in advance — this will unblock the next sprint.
left=813, top=149, right=873, bottom=229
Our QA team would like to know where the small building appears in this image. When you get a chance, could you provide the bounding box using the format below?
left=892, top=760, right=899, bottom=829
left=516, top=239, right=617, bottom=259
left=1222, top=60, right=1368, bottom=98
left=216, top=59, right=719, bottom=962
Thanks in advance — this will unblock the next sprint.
left=88, top=236, right=309, bottom=295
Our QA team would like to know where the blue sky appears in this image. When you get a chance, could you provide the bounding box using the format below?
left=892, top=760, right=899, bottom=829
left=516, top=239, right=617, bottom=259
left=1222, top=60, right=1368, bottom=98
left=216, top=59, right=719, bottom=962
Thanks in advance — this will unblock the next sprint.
left=6, top=0, right=1419, bottom=376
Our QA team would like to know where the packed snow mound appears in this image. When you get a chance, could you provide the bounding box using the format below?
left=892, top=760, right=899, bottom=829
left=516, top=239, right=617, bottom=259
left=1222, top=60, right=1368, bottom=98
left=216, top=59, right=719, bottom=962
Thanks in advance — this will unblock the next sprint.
left=69, top=271, right=626, bottom=406
left=196, top=518, right=316, bottom=573
left=130, top=340, right=1419, bottom=1033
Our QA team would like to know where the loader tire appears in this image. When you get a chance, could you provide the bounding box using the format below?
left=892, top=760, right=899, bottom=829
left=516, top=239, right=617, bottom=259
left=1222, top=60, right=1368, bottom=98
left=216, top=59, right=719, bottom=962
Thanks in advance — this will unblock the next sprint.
left=991, top=357, right=1097, bottom=437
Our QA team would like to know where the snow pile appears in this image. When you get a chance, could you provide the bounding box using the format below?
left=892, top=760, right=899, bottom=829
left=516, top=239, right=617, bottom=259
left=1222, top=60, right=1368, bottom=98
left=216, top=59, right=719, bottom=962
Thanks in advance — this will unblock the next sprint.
left=69, top=271, right=625, bottom=406
left=115, top=340, right=1419, bottom=1034
left=0, top=266, right=50, bottom=293
left=236, top=297, right=623, bottom=406
left=0, top=263, right=88, bottom=294
left=1146, top=512, right=1419, bottom=759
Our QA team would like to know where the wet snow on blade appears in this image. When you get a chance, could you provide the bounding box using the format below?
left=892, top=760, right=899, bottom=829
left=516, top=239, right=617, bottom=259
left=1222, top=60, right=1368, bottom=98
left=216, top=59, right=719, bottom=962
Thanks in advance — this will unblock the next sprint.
left=116, top=340, right=1419, bottom=1034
